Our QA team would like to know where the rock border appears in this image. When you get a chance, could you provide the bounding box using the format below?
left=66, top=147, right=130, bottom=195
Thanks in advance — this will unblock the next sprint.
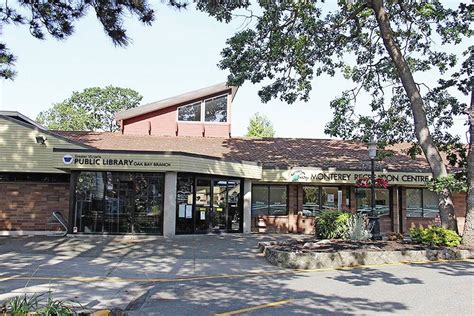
left=258, top=242, right=474, bottom=270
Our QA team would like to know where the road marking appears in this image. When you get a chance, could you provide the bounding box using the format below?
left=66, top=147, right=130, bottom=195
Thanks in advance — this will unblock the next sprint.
left=214, top=299, right=291, bottom=316
left=0, top=259, right=471, bottom=284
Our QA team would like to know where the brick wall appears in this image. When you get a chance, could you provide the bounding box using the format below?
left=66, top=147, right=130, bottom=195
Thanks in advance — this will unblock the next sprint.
left=0, top=182, right=70, bottom=231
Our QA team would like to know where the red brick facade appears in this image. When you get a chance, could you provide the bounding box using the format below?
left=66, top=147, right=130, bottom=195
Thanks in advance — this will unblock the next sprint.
left=0, top=182, right=70, bottom=231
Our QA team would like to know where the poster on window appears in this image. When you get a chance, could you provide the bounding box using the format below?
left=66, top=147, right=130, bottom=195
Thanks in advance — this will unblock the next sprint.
left=185, top=205, right=192, bottom=218
left=200, top=211, right=206, bottom=220
left=178, top=204, right=186, bottom=218
left=327, top=194, right=334, bottom=203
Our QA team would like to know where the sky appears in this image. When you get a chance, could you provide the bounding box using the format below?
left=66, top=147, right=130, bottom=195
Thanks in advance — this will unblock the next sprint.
left=0, top=1, right=470, bottom=139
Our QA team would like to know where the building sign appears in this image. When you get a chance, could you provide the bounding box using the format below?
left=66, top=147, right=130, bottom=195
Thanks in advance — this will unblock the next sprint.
left=62, top=154, right=171, bottom=168
left=262, top=168, right=433, bottom=186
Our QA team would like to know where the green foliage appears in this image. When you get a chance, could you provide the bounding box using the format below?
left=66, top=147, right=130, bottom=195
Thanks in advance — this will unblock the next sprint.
left=1, top=0, right=157, bottom=79
left=427, top=175, right=468, bottom=193
left=409, top=226, right=462, bottom=247
left=344, top=213, right=372, bottom=241
left=199, top=0, right=471, bottom=170
left=246, top=112, right=275, bottom=137
left=37, top=86, right=142, bottom=132
left=315, top=210, right=350, bottom=239
left=3, top=293, right=39, bottom=315
left=2, top=291, right=78, bottom=315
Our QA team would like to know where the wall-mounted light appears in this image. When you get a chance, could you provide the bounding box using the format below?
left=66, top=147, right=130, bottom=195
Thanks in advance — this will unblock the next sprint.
left=35, top=135, right=47, bottom=145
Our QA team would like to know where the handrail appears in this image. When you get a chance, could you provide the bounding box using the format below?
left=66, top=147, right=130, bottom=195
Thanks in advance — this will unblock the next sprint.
left=48, top=211, right=68, bottom=237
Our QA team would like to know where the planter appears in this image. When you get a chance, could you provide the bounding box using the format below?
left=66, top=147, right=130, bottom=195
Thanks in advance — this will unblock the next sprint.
left=259, top=243, right=474, bottom=270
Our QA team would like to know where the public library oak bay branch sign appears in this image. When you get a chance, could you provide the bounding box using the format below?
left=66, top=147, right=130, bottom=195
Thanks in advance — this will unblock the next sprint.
left=62, top=154, right=171, bottom=168
left=288, top=168, right=432, bottom=186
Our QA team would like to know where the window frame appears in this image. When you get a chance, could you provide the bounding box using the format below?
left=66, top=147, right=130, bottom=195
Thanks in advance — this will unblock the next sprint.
left=203, top=94, right=229, bottom=124
left=251, top=184, right=288, bottom=216
left=406, top=188, right=439, bottom=218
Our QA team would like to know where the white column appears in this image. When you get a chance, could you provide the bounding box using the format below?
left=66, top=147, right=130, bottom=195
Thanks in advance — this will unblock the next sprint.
left=163, top=172, right=177, bottom=237
left=243, top=179, right=252, bottom=234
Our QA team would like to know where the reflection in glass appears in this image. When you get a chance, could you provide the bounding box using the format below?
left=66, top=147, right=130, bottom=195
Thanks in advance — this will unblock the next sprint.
left=205, top=96, right=227, bottom=122
left=302, top=186, right=320, bottom=216
left=406, top=189, right=423, bottom=217
left=178, top=102, right=201, bottom=121
left=321, top=187, right=338, bottom=210
left=406, top=189, right=439, bottom=218
left=269, top=186, right=287, bottom=215
left=356, top=188, right=390, bottom=216
left=251, top=186, right=269, bottom=216
left=423, top=189, right=438, bottom=218
left=74, top=172, right=164, bottom=234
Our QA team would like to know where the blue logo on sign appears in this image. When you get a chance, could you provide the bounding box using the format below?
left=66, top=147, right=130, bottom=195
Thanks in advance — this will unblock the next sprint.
left=63, top=155, right=74, bottom=165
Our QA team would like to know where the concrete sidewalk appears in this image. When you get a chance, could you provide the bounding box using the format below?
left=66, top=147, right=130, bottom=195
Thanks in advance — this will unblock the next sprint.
left=0, top=234, right=299, bottom=310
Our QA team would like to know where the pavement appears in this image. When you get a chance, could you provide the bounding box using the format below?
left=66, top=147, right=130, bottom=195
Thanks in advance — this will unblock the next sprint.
left=0, top=234, right=473, bottom=315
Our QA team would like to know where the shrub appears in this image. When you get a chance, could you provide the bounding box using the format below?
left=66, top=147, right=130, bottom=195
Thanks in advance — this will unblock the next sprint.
left=409, top=226, right=461, bottom=247
left=344, top=213, right=372, bottom=241
left=315, top=209, right=350, bottom=239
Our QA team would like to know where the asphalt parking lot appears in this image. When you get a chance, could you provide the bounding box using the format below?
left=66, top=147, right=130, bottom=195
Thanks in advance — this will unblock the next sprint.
left=0, top=235, right=473, bottom=315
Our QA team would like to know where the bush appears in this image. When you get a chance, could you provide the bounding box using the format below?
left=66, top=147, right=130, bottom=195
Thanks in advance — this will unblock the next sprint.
left=409, top=226, right=461, bottom=247
left=315, top=210, right=350, bottom=239
left=344, top=213, right=372, bottom=241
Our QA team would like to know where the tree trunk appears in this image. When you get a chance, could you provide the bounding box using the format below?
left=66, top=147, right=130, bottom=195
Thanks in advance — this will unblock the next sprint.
left=370, top=0, right=458, bottom=232
left=462, top=88, right=474, bottom=246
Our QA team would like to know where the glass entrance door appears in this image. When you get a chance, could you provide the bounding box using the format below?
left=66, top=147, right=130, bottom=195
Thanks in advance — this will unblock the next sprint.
left=195, top=178, right=212, bottom=232
left=212, top=180, right=228, bottom=231
left=176, top=175, right=242, bottom=234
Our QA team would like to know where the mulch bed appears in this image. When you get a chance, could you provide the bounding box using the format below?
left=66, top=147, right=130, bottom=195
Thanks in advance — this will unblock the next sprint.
left=271, top=238, right=470, bottom=253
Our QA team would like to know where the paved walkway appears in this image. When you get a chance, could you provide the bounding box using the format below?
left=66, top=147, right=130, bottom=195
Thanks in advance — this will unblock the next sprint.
left=0, top=235, right=473, bottom=315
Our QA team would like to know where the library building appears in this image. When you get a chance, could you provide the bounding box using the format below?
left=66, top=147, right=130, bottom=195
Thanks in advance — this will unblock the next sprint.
left=0, top=83, right=467, bottom=236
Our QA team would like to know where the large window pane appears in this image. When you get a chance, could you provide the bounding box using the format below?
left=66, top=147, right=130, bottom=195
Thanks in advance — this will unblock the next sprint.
left=423, top=189, right=439, bottom=218
left=269, top=186, right=288, bottom=215
left=406, top=189, right=423, bottom=217
left=74, top=172, right=105, bottom=233
left=375, top=189, right=390, bottom=216
left=205, top=96, right=227, bottom=122
left=321, top=187, right=338, bottom=210
left=356, top=188, right=390, bottom=216
left=303, top=186, right=320, bottom=216
left=356, top=188, right=371, bottom=213
left=178, top=102, right=201, bottom=121
left=74, top=172, right=164, bottom=234
left=252, top=186, right=269, bottom=216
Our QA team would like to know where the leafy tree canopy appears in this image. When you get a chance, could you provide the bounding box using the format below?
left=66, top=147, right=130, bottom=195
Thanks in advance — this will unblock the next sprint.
left=246, top=112, right=276, bottom=137
left=0, top=0, right=182, bottom=79
left=37, top=86, right=142, bottom=132
left=198, top=0, right=472, bottom=167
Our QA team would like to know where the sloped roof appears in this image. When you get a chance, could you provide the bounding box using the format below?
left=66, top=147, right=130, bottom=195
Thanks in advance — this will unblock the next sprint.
left=53, top=131, right=441, bottom=173
left=115, top=82, right=238, bottom=121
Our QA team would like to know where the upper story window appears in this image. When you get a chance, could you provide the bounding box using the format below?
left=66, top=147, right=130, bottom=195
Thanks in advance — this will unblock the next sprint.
left=205, top=95, right=227, bottom=122
left=178, top=102, right=201, bottom=122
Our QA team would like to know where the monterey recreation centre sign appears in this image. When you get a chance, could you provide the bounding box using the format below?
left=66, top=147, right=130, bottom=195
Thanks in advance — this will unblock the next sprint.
left=261, top=168, right=433, bottom=185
